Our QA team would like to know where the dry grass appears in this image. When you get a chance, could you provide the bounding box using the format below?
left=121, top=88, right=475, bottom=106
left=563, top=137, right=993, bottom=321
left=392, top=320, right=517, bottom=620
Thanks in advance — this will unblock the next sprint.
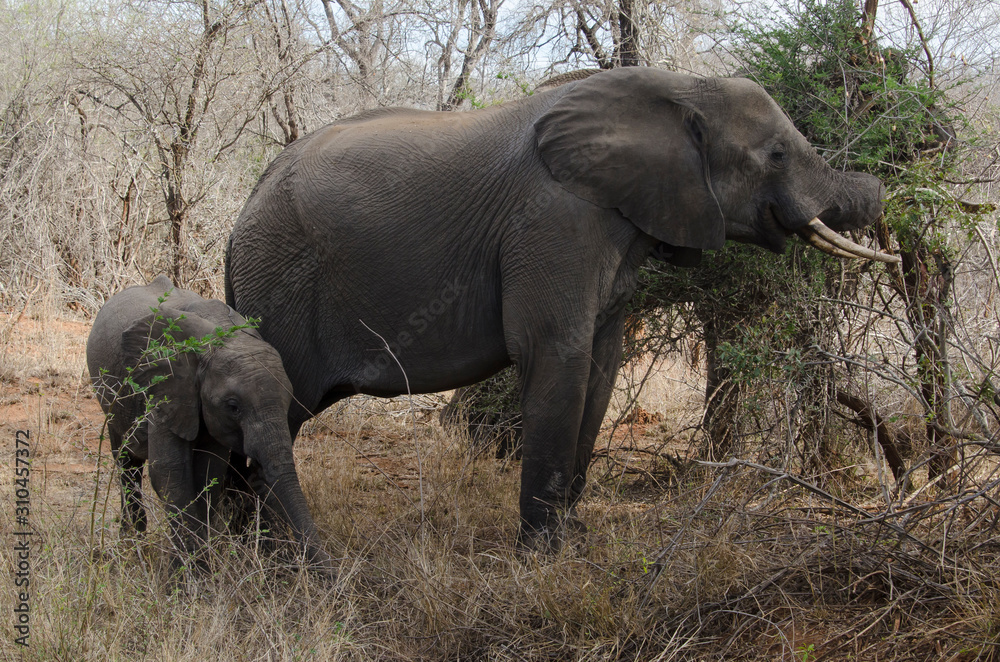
left=1, top=307, right=999, bottom=661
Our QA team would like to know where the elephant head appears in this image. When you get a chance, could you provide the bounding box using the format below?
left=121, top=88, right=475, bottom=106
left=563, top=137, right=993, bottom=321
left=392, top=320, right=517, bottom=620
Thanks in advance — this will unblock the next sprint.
left=120, top=306, right=328, bottom=567
left=534, top=68, right=895, bottom=262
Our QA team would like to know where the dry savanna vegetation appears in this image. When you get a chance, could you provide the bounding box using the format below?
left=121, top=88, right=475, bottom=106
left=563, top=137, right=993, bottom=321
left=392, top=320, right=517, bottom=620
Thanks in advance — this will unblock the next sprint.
left=2, top=0, right=1000, bottom=660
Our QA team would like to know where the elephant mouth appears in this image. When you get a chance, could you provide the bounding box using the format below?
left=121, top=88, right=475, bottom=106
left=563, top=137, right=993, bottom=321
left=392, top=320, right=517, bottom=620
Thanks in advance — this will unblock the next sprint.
left=752, top=203, right=791, bottom=253
left=795, top=218, right=900, bottom=264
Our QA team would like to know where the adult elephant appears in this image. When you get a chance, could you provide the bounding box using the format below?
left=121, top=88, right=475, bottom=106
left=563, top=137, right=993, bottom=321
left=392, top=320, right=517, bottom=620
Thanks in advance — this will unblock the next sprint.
left=226, top=68, right=894, bottom=547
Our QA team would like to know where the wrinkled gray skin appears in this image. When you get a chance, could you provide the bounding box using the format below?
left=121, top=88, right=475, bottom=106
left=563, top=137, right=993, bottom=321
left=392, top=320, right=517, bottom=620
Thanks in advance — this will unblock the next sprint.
left=226, top=68, right=885, bottom=547
left=87, top=275, right=327, bottom=566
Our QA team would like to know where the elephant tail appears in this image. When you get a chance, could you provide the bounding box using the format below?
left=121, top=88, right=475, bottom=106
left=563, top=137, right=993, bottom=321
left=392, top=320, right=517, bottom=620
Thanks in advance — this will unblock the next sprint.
left=224, top=233, right=236, bottom=308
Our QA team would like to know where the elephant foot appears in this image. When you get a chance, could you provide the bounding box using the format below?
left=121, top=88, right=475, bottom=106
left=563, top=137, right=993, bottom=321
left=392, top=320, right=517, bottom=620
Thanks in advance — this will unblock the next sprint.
left=118, top=519, right=146, bottom=540
left=117, top=501, right=148, bottom=538
left=517, top=511, right=589, bottom=554
left=162, top=554, right=210, bottom=595
left=301, top=543, right=337, bottom=577
left=221, top=485, right=265, bottom=536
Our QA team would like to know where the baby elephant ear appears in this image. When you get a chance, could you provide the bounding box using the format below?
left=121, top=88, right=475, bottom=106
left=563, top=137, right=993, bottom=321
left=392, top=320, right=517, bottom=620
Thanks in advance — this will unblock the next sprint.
left=535, top=68, right=725, bottom=250
left=224, top=303, right=264, bottom=341
left=121, top=308, right=203, bottom=442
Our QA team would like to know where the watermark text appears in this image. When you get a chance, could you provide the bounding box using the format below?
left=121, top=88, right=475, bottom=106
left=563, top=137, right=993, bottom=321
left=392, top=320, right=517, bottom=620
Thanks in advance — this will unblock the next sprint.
left=12, top=429, right=31, bottom=648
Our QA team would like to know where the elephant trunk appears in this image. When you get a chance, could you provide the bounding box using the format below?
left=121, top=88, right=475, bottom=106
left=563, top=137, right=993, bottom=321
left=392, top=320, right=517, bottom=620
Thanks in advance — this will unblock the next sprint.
left=818, top=171, right=886, bottom=232
left=244, top=420, right=333, bottom=569
left=797, top=170, right=898, bottom=263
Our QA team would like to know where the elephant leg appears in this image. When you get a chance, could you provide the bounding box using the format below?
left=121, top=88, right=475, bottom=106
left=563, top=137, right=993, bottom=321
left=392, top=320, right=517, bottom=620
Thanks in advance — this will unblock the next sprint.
left=111, top=429, right=147, bottom=535
left=515, top=346, right=592, bottom=547
left=222, top=451, right=260, bottom=534
left=147, top=422, right=205, bottom=560
left=191, top=436, right=231, bottom=537
left=119, top=458, right=148, bottom=535
left=570, top=310, right=627, bottom=508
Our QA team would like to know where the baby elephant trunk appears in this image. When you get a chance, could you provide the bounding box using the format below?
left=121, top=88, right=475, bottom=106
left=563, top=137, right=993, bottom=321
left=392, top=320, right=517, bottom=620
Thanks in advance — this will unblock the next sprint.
left=244, top=420, right=333, bottom=569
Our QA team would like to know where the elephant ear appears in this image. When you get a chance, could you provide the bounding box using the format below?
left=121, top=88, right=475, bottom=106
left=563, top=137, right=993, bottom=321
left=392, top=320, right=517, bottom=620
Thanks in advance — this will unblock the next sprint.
left=121, top=307, right=214, bottom=442
left=224, top=304, right=264, bottom=341
left=535, top=68, right=725, bottom=250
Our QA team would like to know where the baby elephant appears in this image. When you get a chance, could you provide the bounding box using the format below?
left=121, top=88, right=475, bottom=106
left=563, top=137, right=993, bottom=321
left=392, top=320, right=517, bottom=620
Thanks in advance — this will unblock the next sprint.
left=87, top=275, right=327, bottom=566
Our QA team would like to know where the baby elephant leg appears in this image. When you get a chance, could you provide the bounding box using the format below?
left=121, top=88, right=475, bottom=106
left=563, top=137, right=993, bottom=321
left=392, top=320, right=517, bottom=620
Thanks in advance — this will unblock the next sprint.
left=110, top=428, right=147, bottom=535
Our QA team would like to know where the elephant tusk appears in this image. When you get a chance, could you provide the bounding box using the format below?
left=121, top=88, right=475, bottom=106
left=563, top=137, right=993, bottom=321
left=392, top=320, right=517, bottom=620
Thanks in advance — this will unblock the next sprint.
left=798, top=229, right=869, bottom=260
left=798, top=218, right=901, bottom=264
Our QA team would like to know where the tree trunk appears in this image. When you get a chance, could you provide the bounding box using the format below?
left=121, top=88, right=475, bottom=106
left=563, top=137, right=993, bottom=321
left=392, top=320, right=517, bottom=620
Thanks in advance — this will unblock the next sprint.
left=861, top=0, right=955, bottom=483
left=440, top=0, right=499, bottom=111
left=615, top=0, right=641, bottom=67
left=836, top=389, right=907, bottom=481
left=702, top=319, right=740, bottom=460
left=163, top=136, right=191, bottom=285
left=878, top=223, right=956, bottom=482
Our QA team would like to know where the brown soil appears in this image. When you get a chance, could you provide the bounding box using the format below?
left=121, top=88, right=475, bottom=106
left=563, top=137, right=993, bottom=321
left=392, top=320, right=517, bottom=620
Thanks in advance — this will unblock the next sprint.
left=1, top=311, right=106, bottom=520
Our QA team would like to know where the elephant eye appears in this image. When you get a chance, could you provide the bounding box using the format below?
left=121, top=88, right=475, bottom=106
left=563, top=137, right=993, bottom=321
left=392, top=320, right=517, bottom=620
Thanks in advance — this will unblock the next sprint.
left=224, top=398, right=241, bottom=415
left=769, top=145, right=787, bottom=166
